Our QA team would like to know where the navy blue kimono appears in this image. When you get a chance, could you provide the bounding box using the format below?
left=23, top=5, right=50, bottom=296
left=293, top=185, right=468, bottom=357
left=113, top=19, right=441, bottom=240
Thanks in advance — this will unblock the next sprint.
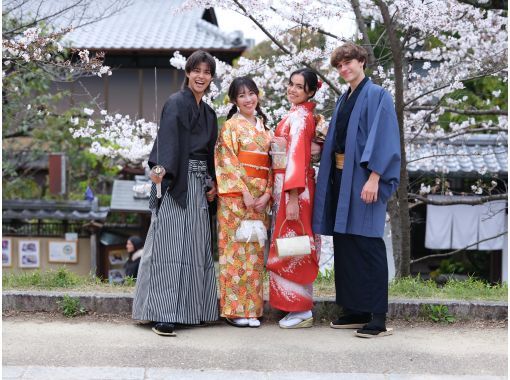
left=312, top=79, right=400, bottom=238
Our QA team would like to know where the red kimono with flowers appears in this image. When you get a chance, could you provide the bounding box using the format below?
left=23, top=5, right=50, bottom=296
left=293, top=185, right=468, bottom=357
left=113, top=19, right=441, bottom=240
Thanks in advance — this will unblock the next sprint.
left=266, top=101, right=320, bottom=312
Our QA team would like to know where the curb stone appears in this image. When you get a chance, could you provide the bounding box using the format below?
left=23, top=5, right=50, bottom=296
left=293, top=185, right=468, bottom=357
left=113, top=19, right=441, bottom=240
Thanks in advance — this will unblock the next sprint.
left=2, top=290, right=508, bottom=321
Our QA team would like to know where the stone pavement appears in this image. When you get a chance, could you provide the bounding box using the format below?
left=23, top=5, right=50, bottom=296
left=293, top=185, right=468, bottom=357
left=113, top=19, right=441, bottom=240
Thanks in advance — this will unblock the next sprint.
left=2, top=316, right=507, bottom=379
left=2, top=366, right=507, bottom=380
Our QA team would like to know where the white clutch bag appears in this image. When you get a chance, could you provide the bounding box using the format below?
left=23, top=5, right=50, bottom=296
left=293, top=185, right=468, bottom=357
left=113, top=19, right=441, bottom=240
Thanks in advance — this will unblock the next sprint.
left=276, top=219, right=312, bottom=257
left=235, top=220, right=267, bottom=246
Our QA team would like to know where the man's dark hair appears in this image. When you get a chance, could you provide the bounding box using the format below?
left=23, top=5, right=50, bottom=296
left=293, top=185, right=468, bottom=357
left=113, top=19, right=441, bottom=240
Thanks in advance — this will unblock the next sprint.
left=183, top=50, right=216, bottom=87
left=330, top=43, right=368, bottom=70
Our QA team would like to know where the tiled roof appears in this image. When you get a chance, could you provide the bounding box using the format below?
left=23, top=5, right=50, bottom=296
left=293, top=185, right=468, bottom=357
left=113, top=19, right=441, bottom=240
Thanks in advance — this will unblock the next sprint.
left=407, top=134, right=508, bottom=175
left=110, top=180, right=150, bottom=213
left=2, top=200, right=109, bottom=221
left=58, top=0, right=245, bottom=50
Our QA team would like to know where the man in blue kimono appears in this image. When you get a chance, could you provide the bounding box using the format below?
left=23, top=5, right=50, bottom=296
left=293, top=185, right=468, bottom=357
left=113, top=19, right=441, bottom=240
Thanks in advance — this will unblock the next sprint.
left=313, top=43, right=401, bottom=338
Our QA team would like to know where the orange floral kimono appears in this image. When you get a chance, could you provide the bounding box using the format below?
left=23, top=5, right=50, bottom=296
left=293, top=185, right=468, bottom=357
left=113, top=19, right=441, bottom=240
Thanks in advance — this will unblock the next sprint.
left=215, top=113, right=273, bottom=318
left=266, top=101, right=320, bottom=312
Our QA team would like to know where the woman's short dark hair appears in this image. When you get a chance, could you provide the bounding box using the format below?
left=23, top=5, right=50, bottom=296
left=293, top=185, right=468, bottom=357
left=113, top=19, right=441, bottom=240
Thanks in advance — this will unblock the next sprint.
left=183, top=50, right=216, bottom=88
left=226, top=76, right=268, bottom=126
left=289, top=68, right=319, bottom=99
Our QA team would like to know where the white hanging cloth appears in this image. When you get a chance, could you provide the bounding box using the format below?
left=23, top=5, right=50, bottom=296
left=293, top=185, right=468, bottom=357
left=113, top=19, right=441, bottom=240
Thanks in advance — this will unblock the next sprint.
left=451, top=204, right=480, bottom=250
left=478, top=201, right=507, bottom=250
left=425, top=200, right=453, bottom=249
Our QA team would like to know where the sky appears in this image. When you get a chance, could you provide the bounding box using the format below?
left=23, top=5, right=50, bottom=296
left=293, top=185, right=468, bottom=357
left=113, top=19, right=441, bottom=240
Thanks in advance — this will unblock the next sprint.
left=215, top=8, right=358, bottom=46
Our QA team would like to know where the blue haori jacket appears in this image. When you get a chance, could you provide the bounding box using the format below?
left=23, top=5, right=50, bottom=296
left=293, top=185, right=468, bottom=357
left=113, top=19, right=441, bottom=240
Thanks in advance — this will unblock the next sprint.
left=312, top=79, right=401, bottom=238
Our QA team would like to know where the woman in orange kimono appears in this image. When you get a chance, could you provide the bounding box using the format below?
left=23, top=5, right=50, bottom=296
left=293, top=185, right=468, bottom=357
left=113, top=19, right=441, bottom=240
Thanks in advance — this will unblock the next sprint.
left=267, top=69, right=320, bottom=329
left=215, top=77, right=272, bottom=328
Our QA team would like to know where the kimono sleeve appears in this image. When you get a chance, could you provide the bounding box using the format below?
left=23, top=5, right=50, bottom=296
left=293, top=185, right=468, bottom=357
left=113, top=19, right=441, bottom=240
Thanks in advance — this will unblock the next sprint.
left=360, top=90, right=401, bottom=202
left=282, top=110, right=312, bottom=194
left=264, top=128, right=274, bottom=197
left=148, top=96, right=181, bottom=184
left=214, top=119, right=249, bottom=195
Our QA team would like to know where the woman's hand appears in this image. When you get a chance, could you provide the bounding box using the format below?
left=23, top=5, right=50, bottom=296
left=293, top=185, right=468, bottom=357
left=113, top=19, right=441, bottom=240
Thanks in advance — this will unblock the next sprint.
left=310, top=141, right=322, bottom=163
left=271, top=136, right=287, bottom=148
left=254, top=193, right=271, bottom=213
left=311, top=141, right=321, bottom=156
left=243, top=191, right=255, bottom=209
left=286, top=190, right=299, bottom=220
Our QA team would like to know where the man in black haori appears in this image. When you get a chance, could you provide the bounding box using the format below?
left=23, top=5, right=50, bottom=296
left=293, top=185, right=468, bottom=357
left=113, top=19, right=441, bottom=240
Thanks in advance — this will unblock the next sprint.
left=132, top=50, right=219, bottom=337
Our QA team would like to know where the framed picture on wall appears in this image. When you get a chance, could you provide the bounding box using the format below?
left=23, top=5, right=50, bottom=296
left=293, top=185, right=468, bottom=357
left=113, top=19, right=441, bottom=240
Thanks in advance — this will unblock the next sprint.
left=108, top=250, right=128, bottom=265
left=18, top=240, right=40, bottom=268
left=108, top=269, right=125, bottom=284
left=48, top=241, right=78, bottom=263
left=2, top=238, right=12, bottom=267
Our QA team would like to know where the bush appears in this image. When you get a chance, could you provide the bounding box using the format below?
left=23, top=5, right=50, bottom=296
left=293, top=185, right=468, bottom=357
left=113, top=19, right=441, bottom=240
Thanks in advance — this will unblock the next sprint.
left=57, top=295, right=86, bottom=317
left=3, top=267, right=85, bottom=289
left=420, top=304, right=456, bottom=323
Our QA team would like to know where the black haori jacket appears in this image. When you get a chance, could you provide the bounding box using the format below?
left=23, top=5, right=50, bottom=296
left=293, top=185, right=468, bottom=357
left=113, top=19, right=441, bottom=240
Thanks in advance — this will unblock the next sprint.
left=148, top=87, right=218, bottom=209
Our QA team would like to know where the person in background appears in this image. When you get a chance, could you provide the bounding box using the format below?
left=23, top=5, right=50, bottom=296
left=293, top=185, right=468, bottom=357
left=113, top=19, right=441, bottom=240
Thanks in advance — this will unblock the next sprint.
left=124, top=236, right=144, bottom=279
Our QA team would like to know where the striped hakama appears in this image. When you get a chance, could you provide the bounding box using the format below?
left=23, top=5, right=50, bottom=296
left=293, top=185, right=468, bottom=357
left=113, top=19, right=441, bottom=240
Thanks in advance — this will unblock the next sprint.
left=132, top=160, right=218, bottom=324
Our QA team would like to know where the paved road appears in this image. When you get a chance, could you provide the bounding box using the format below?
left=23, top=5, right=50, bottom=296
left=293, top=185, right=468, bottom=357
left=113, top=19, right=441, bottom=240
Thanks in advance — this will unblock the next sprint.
left=2, top=316, right=507, bottom=379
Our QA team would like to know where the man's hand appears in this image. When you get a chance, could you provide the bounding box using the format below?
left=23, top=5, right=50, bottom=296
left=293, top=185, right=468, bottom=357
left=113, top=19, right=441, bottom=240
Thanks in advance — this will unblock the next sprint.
left=150, top=173, right=163, bottom=184
left=361, top=172, right=380, bottom=204
left=206, top=182, right=217, bottom=202
left=254, top=193, right=271, bottom=213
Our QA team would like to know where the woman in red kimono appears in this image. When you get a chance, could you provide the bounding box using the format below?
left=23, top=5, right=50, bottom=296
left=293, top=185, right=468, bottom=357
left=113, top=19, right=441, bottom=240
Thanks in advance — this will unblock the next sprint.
left=267, top=68, right=320, bottom=329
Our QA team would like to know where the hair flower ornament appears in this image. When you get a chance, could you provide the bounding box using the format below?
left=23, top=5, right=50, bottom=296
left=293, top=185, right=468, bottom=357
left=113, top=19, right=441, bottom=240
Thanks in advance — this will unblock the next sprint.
left=317, top=80, right=323, bottom=89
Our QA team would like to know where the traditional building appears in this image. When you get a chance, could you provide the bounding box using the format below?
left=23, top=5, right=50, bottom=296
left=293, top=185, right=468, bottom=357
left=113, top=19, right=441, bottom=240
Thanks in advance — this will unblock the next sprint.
left=3, top=0, right=247, bottom=279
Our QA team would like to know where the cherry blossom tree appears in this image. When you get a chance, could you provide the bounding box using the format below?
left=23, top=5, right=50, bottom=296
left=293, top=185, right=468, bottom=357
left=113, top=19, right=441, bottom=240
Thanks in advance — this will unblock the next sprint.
left=2, top=0, right=132, bottom=198
left=68, top=0, right=507, bottom=276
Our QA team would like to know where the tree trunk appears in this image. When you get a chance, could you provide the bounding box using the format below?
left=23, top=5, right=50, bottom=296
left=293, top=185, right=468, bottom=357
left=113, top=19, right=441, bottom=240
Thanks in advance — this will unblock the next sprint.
left=350, top=0, right=378, bottom=72
left=375, top=0, right=411, bottom=277
left=387, top=195, right=402, bottom=275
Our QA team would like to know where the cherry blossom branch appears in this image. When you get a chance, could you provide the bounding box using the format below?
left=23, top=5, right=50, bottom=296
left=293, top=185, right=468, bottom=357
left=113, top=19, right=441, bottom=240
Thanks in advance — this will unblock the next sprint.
left=456, top=0, right=508, bottom=10
left=407, top=103, right=442, bottom=144
left=407, top=151, right=503, bottom=164
left=231, top=0, right=342, bottom=95
left=4, top=0, right=86, bottom=36
left=410, top=231, right=508, bottom=265
left=436, top=127, right=508, bottom=140
left=268, top=6, right=340, bottom=39
left=408, top=193, right=508, bottom=205
left=4, top=0, right=133, bottom=37
left=350, top=0, right=378, bottom=70
left=404, top=67, right=507, bottom=108
left=407, top=106, right=507, bottom=116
